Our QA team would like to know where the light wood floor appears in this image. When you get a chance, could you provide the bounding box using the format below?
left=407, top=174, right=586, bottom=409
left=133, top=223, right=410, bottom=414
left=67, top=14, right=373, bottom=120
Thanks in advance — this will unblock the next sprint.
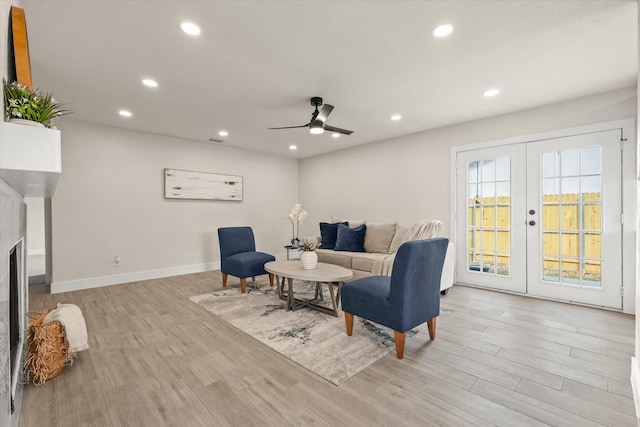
left=20, top=272, right=636, bottom=426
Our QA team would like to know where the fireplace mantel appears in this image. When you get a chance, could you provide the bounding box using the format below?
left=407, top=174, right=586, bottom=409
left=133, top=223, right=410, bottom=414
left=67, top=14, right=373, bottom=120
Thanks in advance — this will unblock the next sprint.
left=0, top=121, right=61, bottom=197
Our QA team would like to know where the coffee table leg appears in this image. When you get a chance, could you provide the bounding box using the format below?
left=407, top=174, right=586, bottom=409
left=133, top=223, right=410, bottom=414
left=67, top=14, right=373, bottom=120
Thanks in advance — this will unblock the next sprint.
left=287, top=277, right=294, bottom=311
left=314, top=281, right=324, bottom=301
left=326, top=281, right=339, bottom=317
left=276, top=275, right=283, bottom=299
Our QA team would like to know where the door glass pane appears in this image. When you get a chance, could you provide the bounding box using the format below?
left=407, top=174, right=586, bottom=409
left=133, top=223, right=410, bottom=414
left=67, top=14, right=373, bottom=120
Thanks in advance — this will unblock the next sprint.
left=561, top=177, right=579, bottom=195
left=496, top=182, right=510, bottom=199
left=584, top=204, right=600, bottom=230
left=482, top=206, right=496, bottom=227
left=543, top=152, right=559, bottom=177
left=482, top=159, right=495, bottom=181
left=497, top=205, right=510, bottom=227
left=543, top=178, right=560, bottom=197
left=542, top=231, right=559, bottom=255
left=561, top=258, right=580, bottom=283
left=561, top=204, right=579, bottom=229
left=496, top=156, right=510, bottom=180
left=581, top=147, right=601, bottom=174
left=584, top=232, right=601, bottom=259
left=482, top=182, right=495, bottom=204
left=561, top=150, right=580, bottom=176
left=469, top=161, right=479, bottom=182
left=561, top=232, right=579, bottom=257
left=497, top=230, right=510, bottom=251
left=582, top=176, right=600, bottom=195
left=540, top=147, right=602, bottom=288
left=466, top=156, right=511, bottom=276
left=483, top=230, right=496, bottom=250
left=543, top=256, right=560, bottom=282
left=496, top=252, right=510, bottom=275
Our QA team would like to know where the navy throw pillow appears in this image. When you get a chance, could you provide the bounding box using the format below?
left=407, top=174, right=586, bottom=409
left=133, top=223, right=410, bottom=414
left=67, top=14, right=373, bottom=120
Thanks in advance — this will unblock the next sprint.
left=334, top=223, right=367, bottom=252
left=319, top=222, right=348, bottom=249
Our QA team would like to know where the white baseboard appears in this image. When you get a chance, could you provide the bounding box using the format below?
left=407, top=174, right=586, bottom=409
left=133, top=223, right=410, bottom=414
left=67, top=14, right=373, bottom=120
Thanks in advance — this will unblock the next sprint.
left=631, top=357, right=640, bottom=419
left=51, top=251, right=292, bottom=294
left=51, top=261, right=221, bottom=294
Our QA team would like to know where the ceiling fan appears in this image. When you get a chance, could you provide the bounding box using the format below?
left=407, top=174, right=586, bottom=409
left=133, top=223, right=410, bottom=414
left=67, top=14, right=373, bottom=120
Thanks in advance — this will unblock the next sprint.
left=268, top=97, right=354, bottom=135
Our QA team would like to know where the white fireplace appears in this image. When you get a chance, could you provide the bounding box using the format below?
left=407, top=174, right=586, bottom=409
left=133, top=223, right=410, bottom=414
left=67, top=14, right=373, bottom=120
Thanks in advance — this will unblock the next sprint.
left=0, top=179, right=27, bottom=427
left=0, top=120, right=61, bottom=427
left=8, top=239, right=25, bottom=412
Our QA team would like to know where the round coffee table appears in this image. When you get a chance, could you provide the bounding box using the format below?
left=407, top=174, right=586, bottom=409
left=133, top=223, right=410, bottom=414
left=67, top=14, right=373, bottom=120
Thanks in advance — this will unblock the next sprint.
left=264, top=260, right=353, bottom=316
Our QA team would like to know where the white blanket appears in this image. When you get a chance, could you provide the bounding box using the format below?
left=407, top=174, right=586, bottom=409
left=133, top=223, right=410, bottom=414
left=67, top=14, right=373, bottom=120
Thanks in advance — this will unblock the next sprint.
left=372, top=219, right=444, bottom=275
left=43, top=303, right=89, bottom=352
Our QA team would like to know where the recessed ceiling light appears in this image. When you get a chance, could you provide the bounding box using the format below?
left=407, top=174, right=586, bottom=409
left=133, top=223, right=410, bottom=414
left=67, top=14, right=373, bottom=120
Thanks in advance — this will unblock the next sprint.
left=433, top=24, right=454, bottom=38
left=289, top=145, right=297, bottom=150
left=142, top=79, right=158, bottom=88
left=218, top=130, right=229, bottom=137
left=180, top=22, right=201, bottom=36
left=119, top=110, right=132, bottom=117
left=331, top=133, right=340, bottom=138
left=391, top=114, right=402, bottom=121
left=483, top=89, right=500, bottom=97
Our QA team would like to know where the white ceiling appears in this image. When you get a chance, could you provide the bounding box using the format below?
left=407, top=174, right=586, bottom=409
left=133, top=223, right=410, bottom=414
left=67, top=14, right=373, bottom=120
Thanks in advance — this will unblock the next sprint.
left=21, top=1, right=637, bottom=159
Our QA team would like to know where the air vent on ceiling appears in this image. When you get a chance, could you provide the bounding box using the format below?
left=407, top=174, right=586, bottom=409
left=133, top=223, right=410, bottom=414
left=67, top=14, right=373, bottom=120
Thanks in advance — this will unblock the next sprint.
left=208, top=138, right=224, bottom=143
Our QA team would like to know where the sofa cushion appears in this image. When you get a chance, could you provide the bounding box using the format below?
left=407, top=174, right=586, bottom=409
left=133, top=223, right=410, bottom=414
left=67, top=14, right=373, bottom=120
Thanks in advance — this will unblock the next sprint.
left=389, top=224, right=410, bottom=254
left=334, top=223, right=366, bottom=252
left=351, top=252, right=387, bottom=272
left=316, top=248, right=353, bottom=269
left=364, top=222, right=397, bottom=254
left=319, top=221, right=348, bottom=249
left=331, top=216, right=365, bottom=229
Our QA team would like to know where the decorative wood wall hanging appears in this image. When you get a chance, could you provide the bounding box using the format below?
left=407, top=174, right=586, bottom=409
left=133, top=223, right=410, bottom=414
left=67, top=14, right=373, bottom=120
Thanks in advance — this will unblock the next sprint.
left=164, top=169, right=243, bottom=201
left=11, top=7, right=33, bottom=89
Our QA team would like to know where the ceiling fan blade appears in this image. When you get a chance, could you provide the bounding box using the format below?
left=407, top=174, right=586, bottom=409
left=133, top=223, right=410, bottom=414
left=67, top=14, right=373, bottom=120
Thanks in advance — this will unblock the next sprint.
left=268, top=123, right=310, bottom=130
left=316, top=104, right=334, bottom=123
left=324, top=124, right=354, bottom=135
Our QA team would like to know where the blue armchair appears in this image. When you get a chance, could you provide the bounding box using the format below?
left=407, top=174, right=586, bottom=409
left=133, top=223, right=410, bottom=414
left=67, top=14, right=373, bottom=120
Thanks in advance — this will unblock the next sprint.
left=341, top=238, right=449, bottom=359
left=218, top=226, right=276, bottom=293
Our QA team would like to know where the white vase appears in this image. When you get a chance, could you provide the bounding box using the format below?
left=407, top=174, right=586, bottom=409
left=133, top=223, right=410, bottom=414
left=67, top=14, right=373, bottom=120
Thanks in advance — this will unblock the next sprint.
left=300, top=251, right=318, bottom=270
left=9, top=118, right=44, bottom=127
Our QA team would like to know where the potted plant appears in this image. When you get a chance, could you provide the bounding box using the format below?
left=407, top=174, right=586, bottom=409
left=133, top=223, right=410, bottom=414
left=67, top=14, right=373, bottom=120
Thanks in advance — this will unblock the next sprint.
left=3, top=79, right=71, bottom=128
left=299, top=239, right=318, bottom=270
left=287, top=203, right=308, bottom=248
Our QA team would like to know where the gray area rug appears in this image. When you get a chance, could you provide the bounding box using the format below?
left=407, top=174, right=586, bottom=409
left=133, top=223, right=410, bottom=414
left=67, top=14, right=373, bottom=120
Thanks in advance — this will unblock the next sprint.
left=188, top=281, right=424, bottom=385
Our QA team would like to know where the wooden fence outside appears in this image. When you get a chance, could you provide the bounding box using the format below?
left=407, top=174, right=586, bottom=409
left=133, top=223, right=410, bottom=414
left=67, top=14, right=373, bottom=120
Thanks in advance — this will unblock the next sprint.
left=468, top=192, right=601, bottom=274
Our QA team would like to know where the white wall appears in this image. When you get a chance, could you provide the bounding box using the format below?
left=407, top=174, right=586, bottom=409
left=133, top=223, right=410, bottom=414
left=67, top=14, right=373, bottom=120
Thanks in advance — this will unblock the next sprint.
left=51, top=119, right=298, bottom=292
left=299, top=86, right=636, bottom=238
left=24, top=198, right=44, bottom=255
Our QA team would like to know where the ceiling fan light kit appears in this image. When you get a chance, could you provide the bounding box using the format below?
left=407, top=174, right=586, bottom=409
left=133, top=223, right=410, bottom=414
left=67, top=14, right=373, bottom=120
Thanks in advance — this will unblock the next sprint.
left=269, top=96, right=353, bottom=136
left=309, top=121, right=324, bottom=134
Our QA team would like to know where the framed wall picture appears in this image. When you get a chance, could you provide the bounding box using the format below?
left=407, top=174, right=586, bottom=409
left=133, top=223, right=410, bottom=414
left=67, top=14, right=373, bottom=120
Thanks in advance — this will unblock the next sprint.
left=164, top=169, right=243, bottom=201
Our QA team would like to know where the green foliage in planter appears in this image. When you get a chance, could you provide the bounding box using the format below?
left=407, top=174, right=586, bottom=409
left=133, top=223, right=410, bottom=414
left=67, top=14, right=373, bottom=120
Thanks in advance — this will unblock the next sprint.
left=3, top=80, right=71, bottom=128
left=300, top=239, right=317, bottom=252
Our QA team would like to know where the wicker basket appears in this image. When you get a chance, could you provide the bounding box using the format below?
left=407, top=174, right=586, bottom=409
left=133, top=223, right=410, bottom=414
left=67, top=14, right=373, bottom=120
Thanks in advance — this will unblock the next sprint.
left=25, top=308, right=75, bottom=385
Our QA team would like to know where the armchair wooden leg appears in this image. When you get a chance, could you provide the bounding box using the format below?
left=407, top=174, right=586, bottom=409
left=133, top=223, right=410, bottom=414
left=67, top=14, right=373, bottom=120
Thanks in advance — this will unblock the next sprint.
left=344, top=312, right=354, bottom=336
left=393, top=331, right=406, bottom=359
left=427, top=317, right=436, bottom=340
left=240, top=278, right=247, bottom=293
left=269, top=273, right=274, bottom=287
left=222, top=273, right=228, bottom=287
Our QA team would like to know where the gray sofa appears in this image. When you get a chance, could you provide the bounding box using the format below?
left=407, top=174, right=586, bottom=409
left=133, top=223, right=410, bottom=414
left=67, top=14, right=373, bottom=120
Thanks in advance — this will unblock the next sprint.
left=307, top=218, right=454, bottom=293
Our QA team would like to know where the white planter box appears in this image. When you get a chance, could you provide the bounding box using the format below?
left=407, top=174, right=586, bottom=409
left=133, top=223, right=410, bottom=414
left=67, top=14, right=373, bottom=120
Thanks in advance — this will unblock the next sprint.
left=0, top=121, right=61, bottom=197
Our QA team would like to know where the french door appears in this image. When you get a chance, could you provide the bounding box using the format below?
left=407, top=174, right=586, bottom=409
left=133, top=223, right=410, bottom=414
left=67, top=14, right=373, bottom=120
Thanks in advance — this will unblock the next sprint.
left=456, top=129, right=622, bottom=309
